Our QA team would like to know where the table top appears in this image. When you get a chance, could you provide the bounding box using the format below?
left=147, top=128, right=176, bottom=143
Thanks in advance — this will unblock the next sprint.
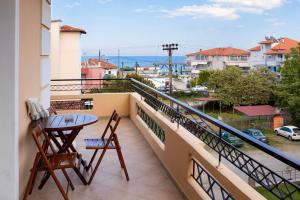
left=41, top=113, right=98, bottom=131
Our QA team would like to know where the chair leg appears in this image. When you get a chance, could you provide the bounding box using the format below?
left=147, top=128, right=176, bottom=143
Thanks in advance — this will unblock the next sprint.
left=61, top=168, right=75, bottom=191
left=85, top=149, right=99, bottom=171
left=88, top=148, right=108, bottom=185
left=49, top=169, right=69, bottom=200
left=114, top=136, right=129, bottom=181
left=23, top=156, right=40, bottom=199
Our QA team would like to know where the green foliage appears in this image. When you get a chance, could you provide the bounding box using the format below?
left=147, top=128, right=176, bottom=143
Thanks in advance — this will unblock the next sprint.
left=191, top=70, right=212, bottom=87
left=171, top=91, right=208, bottom=100
left=275, top=44, right=300, bottom=125
left=120, top=66, right=135, bottom=71
left=125, top=73, right=155, bottom=87
left=208, top=66, right=276, bottom=106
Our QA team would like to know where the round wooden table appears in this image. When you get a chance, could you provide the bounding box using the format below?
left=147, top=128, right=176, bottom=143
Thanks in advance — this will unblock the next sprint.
left=38, top=113, right=98, bottom=188
left=43, top=113, right=98, bottom=132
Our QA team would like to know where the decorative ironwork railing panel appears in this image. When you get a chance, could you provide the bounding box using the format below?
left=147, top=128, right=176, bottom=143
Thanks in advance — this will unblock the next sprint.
left=131, top=81, right=300, bottom=200
left=137, top=105, right=165, bottom=143
left=191, top=159, right=234, bottom=200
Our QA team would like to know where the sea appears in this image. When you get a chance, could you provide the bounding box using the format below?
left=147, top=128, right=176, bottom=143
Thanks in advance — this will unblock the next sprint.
left=81, top=56, right=186, bottom=68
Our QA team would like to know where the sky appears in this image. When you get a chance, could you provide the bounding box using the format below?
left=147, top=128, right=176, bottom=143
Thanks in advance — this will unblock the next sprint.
left=52, top=0, right=300, bottom=56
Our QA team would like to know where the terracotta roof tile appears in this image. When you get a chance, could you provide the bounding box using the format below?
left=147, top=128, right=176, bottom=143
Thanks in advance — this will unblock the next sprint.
left=60, top=25, right=86, bottom=34
left=187, top=47, right=249, bottom=57
left=249, top=46, right=261, bottom=51
left=81, top=59, right=118, bottom=69
left=265, top=38, right=299, bottom=55
left=259, top=40, right=273, bottom=44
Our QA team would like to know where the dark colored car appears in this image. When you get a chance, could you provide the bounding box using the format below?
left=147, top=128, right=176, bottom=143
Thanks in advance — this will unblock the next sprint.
left=221, top=132, right=243, bottom=148
left=243, top=128, right=269, bottom=143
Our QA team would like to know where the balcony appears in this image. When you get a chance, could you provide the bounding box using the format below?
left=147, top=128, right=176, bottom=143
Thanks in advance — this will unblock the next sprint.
left=27, top=118, right=185, bottom=200
left=26, top=78, right=300, bottom=200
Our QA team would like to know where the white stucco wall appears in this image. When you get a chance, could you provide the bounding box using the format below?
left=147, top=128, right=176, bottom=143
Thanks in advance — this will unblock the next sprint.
left=60, top=32, right=82, bottom=79
left=0, top=1, right=19, bottom=199
left=50, top=20, right=61, bottom=79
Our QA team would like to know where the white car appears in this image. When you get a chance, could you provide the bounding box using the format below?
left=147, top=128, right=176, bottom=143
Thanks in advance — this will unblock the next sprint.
left=274, top=126, right=300, bottom=141
left=191, top=85, right=208, bottom=92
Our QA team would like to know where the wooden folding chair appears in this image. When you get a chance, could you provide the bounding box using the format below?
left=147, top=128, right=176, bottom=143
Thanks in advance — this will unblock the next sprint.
left=23, top=125, right=77, bottom=200
left=84, top=110, right=129, bottom=184
left=48, top=106, right=58, bottom=116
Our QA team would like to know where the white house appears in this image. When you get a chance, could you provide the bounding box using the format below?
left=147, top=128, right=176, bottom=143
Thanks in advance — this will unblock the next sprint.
left=186, top=47, right=250, bottom=76
left=249, top=37, right=299, bottom=72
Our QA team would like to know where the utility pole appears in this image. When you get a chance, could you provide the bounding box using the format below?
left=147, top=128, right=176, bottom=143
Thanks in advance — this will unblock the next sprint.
left=118, top=49, right=121, bottom=78
left=121, top=62, right=124, bottom=78
left=162, top=43, right=178, bottom=95
left=135, top=62, right=139, bottom=75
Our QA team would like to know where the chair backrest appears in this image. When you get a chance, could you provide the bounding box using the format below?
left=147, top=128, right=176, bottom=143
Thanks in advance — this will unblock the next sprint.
left=32, top=125, right=56, bottom=158
left=101, top=110, right=121, bottom=139
left=48, top=106, right=58, bottom=116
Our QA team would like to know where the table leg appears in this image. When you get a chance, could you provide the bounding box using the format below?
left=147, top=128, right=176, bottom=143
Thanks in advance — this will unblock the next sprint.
left=38, top=128, right=88, bottom=190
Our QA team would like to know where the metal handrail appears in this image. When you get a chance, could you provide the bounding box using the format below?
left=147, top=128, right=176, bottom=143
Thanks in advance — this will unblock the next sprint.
left=130, top=78, right=300, bottom=171
left=50, top=78, right=300, bottom=170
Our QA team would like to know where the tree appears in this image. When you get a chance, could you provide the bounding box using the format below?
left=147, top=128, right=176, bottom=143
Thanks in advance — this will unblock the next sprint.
left=208, top=66, right=275, bottom=106
left=276, top=44, right=300, bottom=124
left=191, top=70, right=212, bottom=87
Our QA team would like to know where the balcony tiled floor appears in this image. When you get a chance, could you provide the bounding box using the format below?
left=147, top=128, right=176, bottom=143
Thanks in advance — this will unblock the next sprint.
left=27, top=118, right=186, bottom=200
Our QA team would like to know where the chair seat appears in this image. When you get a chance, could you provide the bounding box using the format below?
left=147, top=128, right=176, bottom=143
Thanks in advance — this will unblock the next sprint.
left=38, top=153, right=77, bottom=170
left=85, top=138, right=115, bottom=149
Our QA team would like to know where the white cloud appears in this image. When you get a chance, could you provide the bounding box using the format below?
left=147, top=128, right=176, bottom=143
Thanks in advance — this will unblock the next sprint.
left=65, top=2, right=80, bottom=9
left=98, top=0, right=112, bottom=4
left=211, top=0, right=285, bottom=13
left=265, top=18, right=286, bottom=26
left=153, top=0, right=286, bottom=20
left=135, top=5, right=168, bottom=13
left=167, top=4, right=239, bottom=20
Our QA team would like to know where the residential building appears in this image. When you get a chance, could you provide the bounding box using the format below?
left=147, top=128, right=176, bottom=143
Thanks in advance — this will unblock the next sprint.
left=81, top=58, right=118, bottom=78
left=186, top=47, right=250, bottom=76
left=51, top=20, right=86, bottom=80
left=249, top=37, right=299, bottom=72
left=1, top=1, right=300, bottom=200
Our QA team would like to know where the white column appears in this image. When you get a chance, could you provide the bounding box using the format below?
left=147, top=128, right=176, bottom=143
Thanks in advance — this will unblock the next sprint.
left=0, top=0, right=19, bottom=199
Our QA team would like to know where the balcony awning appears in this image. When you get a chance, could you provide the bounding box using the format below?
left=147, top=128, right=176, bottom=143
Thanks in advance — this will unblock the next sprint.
left=225, top=62, right=250, bottom=67
left=191, top=70, right=200, bottom=74
left=191, top=61, right=208, bottom=65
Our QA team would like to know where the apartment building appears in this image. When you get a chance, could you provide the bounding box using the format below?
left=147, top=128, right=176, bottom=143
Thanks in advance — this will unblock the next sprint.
left=186, top=47, right=250, bottom=75
left=249, top=37, right=299, bottom=72
left=51, top=21, right=86, bottom=80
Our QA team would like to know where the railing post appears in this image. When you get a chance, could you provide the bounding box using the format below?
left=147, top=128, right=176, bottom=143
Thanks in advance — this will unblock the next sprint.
left=218, top=128, right=222, bottom=167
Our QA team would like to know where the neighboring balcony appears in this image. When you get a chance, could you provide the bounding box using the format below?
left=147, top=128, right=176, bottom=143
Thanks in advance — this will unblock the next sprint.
left=38, top=79, right=300, bottom=200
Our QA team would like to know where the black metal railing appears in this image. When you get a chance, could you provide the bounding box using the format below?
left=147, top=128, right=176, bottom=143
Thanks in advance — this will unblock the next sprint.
left=50, top=78, right=300, bottom=200
left=130, top=79, right=300, bottom=200
left=137, top=105, right=165, bottom=143
left=51, top=78, right=132, bottom=93
left=192, top=159, right=234, bottom=200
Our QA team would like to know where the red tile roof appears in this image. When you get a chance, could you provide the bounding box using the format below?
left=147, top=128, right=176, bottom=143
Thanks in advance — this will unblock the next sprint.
left=265, top=38, right=299, bottom=55
left=187, top=47, right=249, bottom=57
left=249, top=46, right=261, bottom=51
left=234, top=105, right=280, bottom=117
left=259, top=40, right=273, bottom=44
left=82, top=59, right=118, bottom=69
left=60, top=25, right=86, bottom=34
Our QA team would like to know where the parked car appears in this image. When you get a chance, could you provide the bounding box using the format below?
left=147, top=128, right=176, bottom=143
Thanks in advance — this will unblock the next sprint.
left=221, top=132, right=243, bottom=148
left=243, top=128, right=269, bottom=143
left=191, top=85, right=208, bottom=92
left=274, top=126, right=300, bottom=141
